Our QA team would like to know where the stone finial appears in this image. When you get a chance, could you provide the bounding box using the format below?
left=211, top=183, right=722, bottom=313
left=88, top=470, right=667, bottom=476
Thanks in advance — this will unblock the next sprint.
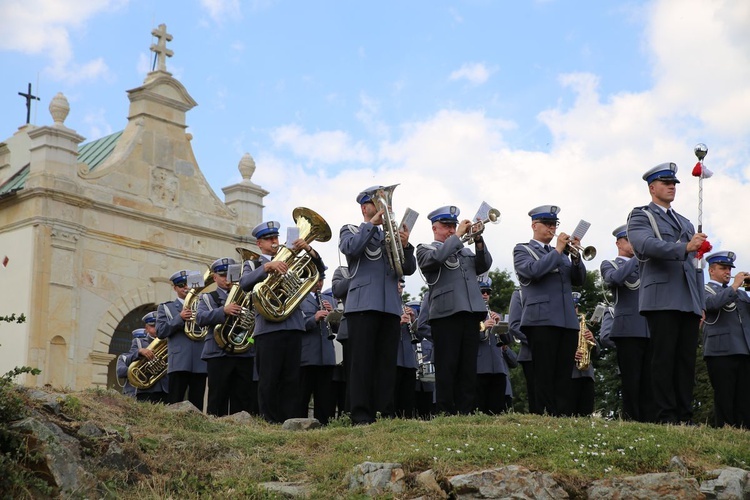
left=150, top=24, right=173, bottom=72
left=49, top=92, right=70, bottom=126
left=238, top=153, right=256, bottom=180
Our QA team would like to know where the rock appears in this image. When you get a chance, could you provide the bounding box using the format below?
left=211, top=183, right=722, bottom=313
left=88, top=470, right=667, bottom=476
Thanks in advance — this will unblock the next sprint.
left=416, top=469, right=448, bottom=499
left=221, top=411, right=254, bottom=424
left=166, top=400, right=203, bottom=414
left=347, top=461, right=405, bottom=496
left=449, top=465, right=568, bottom=499
left=700, top=467, right=750, bottom=499
left=77, top=420, right=104, bottom=438
left=587, top=472, right=703, bottom=499
left=258, top=481, right=312, bottom=498
left=25, top=389, right=64, bottom=414
left=669, top=455, right=690, bottom=475
left=282, top=418, right=322, bottom=431
left=9, top=417, right=96, bottom=495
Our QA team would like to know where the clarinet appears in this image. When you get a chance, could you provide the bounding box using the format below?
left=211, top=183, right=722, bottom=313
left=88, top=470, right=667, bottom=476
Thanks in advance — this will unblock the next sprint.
left=403, top=305, right=419, bottom=344
left=316, top=292, right=336, bottom=340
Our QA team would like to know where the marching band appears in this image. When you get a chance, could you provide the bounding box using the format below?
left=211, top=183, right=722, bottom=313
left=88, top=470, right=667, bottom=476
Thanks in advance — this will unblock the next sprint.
left=118, top=162, right=750, bottom=429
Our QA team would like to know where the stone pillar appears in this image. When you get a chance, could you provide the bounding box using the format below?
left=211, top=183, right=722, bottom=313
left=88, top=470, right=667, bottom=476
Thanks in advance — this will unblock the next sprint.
left=222, top=153, right=269, bottom=232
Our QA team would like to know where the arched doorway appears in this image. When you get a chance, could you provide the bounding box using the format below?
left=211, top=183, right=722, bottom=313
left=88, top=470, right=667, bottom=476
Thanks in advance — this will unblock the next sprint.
left=106, top=303, right=157, bottom=391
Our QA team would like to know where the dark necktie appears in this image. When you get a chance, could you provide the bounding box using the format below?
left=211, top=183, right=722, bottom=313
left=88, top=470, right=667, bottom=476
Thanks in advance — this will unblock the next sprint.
left=722, top=283, right=728, bottom=289
left=544, top=244, right=551, bottom=252
left=667, top=209, right=682, bottom=230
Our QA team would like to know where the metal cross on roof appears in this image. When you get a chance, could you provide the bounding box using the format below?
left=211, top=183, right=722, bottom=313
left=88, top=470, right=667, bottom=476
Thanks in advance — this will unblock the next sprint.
left=18, top=82, right=40, bottom=124
left=150, top=24, right=173, bottom=72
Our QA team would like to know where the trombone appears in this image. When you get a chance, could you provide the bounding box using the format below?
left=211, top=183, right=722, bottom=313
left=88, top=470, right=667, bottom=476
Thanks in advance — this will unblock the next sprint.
left=460, top=207, right=501, bottom=244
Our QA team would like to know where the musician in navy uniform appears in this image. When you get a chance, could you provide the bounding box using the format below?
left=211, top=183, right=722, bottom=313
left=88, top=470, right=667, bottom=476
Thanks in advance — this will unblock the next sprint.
left=122, top=312, right=169, bottom=403
left=417, top=205, right=492, bottom=415
left=394, top=280, right=419, bottom=418
left=507, top=288, right=536, bottom=414
left=600, top=224, right=654, bottom=422
left=702, top=251, right=750, bottom=428
left=571, top=293, right=599, bottom=416
left=475, top=280, right=516, bottom=415
left=156, top=270, right=208, bottom=410
left=414, top=292, right=436, bottom=419
left=117, top=328, right=150, bottom=398
left=298, top=274, right=337, bottom=424
left=331, top=266, right=352, bottom=416
left=241, top=221, right=326, bottom=424
left=196, top=257, right=257, bottom=417
left=339, top=186, right=417, bottom=425
left=513, top=205, right=585, bottom=416
left=627, top=163, right=707, bottom=424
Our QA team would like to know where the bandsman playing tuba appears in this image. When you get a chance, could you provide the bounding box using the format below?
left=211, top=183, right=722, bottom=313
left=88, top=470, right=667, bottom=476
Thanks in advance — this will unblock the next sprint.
left=416, top=206, right=492, bottom=416
left=123, top=312, right=169, bottom=403
left=339, top=186, right=417, bottom=425
left=197, top=257, right=258, bottom=417
left=241, top=220, right=327, bottom=424
left=156, top=270, right=208, bottom=410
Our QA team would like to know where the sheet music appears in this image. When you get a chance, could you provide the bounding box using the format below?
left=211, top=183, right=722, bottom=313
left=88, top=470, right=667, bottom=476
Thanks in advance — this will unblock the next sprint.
left=227, top=264, right=242, bottom=283
left=399, top=208, right=419, bottom=232
left=572, top=220, right=591, bottom=241
left=186, top=271, right=204, bottom=288
left=286, top=226, right=300, bottom=246
left=473, top=201, right=493, bottom=222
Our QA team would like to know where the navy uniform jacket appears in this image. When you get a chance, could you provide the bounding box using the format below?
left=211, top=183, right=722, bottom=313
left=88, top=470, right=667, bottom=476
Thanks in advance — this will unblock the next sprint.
left=513, top=241, right=585, bottom=330
left=507, top=289, right=531, bottom=362
left=156, top=298, right=208, bottom=373
left=196, top=287, right=256, bottom=359
left=600, top=257, right=649, bottom=339
left=239, top=257, right=308, bottom=335
left=331, top=266, right=352, bottom=341
left=703, top=282, right=750, bottom=357
left=598, top=307, right=617, bottom=349
left=627, top=202, right=704, bottom=316
left=397, top=323, right=419, bottom=369
left=416, top=235, right=492, bottom=321
left=339, top=222, right=417, bottom=317
left=299, top=292, right=337, bottom=366
left=477, top=325, right=519, bottom=375
left=122, top=336, right=169, bottom=394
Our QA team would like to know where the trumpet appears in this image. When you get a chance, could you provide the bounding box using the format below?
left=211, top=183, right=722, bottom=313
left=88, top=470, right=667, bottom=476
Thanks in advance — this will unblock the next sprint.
left=460, top=208, right=501, bottom=244
left=550, top=232, right=597, bottom=261
left=729, top=274, right=750, bottom=288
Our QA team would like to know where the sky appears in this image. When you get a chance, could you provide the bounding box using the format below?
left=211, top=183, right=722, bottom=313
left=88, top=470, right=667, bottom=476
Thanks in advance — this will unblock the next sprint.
left=2, top=0, right=750, bottom=299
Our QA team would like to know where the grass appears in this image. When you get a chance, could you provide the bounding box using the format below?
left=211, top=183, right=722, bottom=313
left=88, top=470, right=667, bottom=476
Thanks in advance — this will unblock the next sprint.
left=17, top=387, right=750, bottom=498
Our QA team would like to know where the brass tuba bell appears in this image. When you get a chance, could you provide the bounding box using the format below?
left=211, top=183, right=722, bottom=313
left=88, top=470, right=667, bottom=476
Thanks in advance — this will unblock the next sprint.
left=127, top=337, right=168, bottom=389
left=214, top=247, right=261, bottom=354
left=372, top=185, right=406, bottom=277
left=183, top=266, right=214, bottom=341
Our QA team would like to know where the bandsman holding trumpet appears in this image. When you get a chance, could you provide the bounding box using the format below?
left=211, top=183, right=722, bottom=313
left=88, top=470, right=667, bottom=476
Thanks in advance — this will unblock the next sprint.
left=513, top=205, right=586, bottom=416
left=156, top=270, right=208, bottom=409
left=417, top=205, right=492, bottom=415
left=702, top=251, right=750, bottom=428
left=339, top=186, right=417, bottom=425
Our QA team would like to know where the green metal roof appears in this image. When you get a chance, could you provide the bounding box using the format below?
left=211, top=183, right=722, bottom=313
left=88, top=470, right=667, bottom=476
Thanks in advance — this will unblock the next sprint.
left=0, top=130, right=122, bottom=196
left=78, top=130, right=122, bottom=171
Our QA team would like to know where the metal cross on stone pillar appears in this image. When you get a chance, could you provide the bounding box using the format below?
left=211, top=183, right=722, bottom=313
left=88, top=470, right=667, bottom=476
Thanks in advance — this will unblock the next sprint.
left=150, top=24, right=173, bottom=72
left=18, top=82, right=40, bottom=124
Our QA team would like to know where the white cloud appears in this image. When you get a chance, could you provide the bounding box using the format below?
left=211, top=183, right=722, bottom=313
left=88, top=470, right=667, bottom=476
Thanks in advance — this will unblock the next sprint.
left=449, top=62, right=493, bottom=85
left=0, top=0, right=124, bottom=84
left=270, top=124, right=375, bottom=165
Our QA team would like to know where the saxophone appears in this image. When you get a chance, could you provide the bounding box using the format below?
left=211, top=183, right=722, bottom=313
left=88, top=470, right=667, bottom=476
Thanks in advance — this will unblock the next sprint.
left=183, top=267, right=214, bottom=341
left=214, top=247, right=261, bottom=354
left=253, top=207, right=332, bottom=321
left=127, top=337, right=168, bottom=389
left=575, top=313, right=596, bottom=371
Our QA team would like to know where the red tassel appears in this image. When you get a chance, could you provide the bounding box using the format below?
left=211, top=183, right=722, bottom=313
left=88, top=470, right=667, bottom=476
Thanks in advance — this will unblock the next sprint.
left=692, top=162, right=702, bottom=177
left=696, top=240, right=712, bottom=259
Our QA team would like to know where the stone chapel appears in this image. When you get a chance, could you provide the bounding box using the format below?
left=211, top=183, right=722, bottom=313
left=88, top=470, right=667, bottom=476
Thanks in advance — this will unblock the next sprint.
left=0, top=24, right=268, bottom=390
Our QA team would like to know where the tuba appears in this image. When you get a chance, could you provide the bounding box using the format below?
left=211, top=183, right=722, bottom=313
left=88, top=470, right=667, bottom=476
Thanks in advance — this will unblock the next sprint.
left=183, top=267, right=214, bottom=341
left=253, top=207, right=332, bottom=321
left=372, top=185, right=406, bottom=278
left=575, top=313, right=596, bottom=371
left=214, top=247, right=261, bottom=354
left=127, top=337, right=168, bottom=389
